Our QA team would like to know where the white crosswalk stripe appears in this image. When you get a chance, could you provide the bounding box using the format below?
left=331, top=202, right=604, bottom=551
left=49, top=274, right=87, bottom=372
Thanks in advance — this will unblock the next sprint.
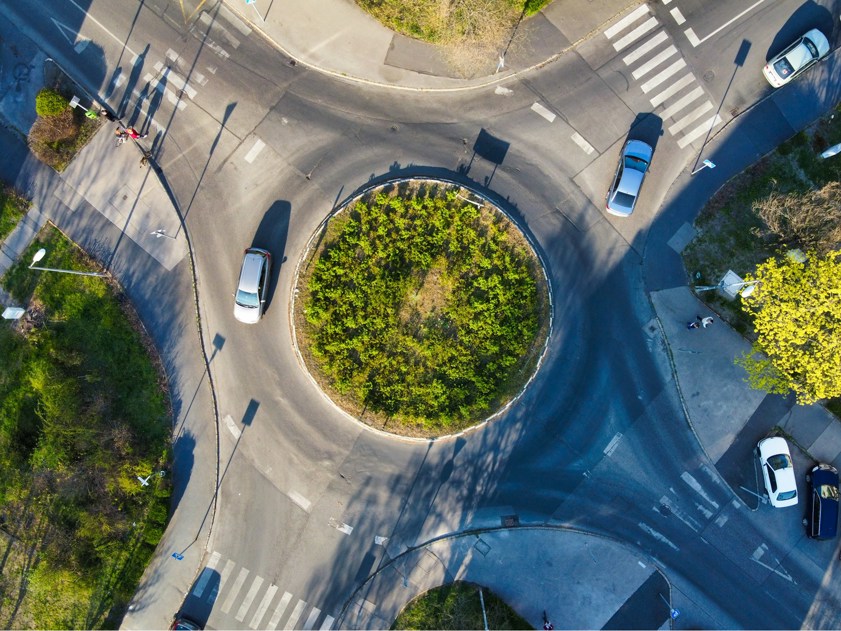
left=603, top=6, right=723, bottom=147
left=196, top=552, right=335, bottom=630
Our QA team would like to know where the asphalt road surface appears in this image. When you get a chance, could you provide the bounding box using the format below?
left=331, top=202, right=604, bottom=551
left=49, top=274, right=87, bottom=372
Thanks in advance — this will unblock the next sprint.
left=3, top=0, right=841, bottom=628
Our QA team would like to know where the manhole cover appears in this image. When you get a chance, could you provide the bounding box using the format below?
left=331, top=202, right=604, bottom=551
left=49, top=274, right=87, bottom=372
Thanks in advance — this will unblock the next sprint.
left=659, top=504, right=672, bottom=517
left=474, top=539, right=491, bottom=556
left=501, top=514, right=520, bottom=527
left=703, top=70, right=715, bottom=83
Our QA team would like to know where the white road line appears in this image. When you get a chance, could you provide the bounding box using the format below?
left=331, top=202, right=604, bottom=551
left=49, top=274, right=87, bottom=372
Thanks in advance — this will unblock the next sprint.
left=632, top=45, right=678, bottom=79
left=657, top=496, right=701, bottom=532
left=207, top=550, right=221, bottom=570
left=603, top=433, right=623, bottom=456
left=684, top=0, right=766, bottom=47
left=612, top=17, right=659, bottom=51
left=661, top=0, right=672, bottom=4
left=649, top=74, right=695, bottom=107
left=217, top=559, right=236, bottom=596
left=680, top=472, right=720, bottom=508
left=670, top=8, right=686, bottom=25
left=244, top=139, right=266, bottom=163
left=142, top=72, right=188, bottom=111
left=221, top=567, right=250, bottom=614
left=623, top=31, right=669, bottom=66
left=570, top=132, right=595, bottom=155
left=695, top=502, right=713, bottom=519
left=66, top=0, right=140, bottom=55
left=531, top=102, right=556, bottom=122
left=288, top=490, right=312, bottom=512
left=328, top=518, right=354, bottom=535
left=684, top=28, right=701, bottom=47
left=236, top=576, right=264, bottom=622
left=374, top=535, right=389, bottom=545
left=319, top=615, right=336, bottom=630
left=199, top=11, right=242, bottom=49
left=638, top=522, right=680, bottom=550
left=715, top=514, right=729, bottom=527
left=250, top=584, right=278, bottom=629
left=640, top=59, right=686, bottom=93
left=659, top=86, right=705, bottom=119
left=268, top=592, right=293, bottom=628
left=676, top=114, right=722, bottom=148
left=224, top=414, right=242, bottom=439
left=284, top=599, right=308, bottom=630
left=302, top=606, right=322, bottom=630
left=604, top=5, right=650, bottom=39
left=669, top=101, right=713, bottom=134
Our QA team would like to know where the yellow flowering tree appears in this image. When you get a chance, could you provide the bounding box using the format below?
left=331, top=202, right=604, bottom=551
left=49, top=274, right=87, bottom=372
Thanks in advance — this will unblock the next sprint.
left=737, top=251, right=841, bottom=404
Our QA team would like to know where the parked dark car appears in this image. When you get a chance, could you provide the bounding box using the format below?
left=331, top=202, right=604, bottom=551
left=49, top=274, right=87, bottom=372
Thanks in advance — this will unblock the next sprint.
left=804, top=463, right=839, bottom=540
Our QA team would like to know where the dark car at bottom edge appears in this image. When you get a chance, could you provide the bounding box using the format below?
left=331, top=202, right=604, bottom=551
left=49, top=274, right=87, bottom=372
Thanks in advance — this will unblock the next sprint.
left=804, top=463, right=839, bottom=540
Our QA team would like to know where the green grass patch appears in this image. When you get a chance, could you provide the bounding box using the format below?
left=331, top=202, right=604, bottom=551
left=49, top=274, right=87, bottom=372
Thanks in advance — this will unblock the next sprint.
left=0, top=185, right=30, bottom=243
left=682, top=102, right=841, bottom=413
left=392, top=581, right=532, bottom=630
left=296, top=183, right=549, bottom=437
left=0, top=224, right=171, bottom=629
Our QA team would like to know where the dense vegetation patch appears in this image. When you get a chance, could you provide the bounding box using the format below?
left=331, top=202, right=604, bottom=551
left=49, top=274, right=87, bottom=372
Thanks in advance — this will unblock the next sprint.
left=392, top=581, right=532, bottom=630
left=297, top=184, right=548, bottom=436
left=0, top=225, right=171, bottom=628
left=0, top=184, right=30, bottom=243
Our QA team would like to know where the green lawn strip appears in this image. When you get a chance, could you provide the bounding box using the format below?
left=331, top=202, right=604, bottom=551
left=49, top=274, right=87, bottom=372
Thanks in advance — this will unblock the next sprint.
left=0, top=185, right=30, bottom=243
left=392, top=581, right=533, bottom=630
left=298, top=184, right=549, bottom=436
left=682, top=102, right=841, bottom=410
left=0, top=224, right=171, bottom=628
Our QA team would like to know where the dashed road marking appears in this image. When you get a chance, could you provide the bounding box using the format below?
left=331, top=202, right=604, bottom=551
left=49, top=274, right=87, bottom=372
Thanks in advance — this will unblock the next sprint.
left=302, top=606, right=322, bottom=630
left=328, top=518, right=354, bottom=535
left=288, top=490, right=312, bottom=512
left=649, top=74, right=695, bottom=107
left=612, top=17, right=659, bottom=51
left=668, top=101, right=713, bottom=134
left=236, top=576, right=264, bottom=621
left=632, top=45, right=678, bottom=79
left=676, top=114, right=722, bottom=148
left=681, top=472, right=720, bottom=509
left=530, top=102, right=556, bottom=122
left=224, top=414, right=241, bottom=439
left=640, top=59, right=686, bottom=93
left=604, top=5, right=650, bottom=39
left=659, top=86, right=705, bottom=120
left=268, top=592, right=293, bottom=628
left=221, top=567, right=250, bottom=614
left=623, top=31, right=669, bottom=65
left=244, top=138, right=266, bottom=163
left=284, top=599, right=308, bottom=630
left=320, top=615, right=336, bottom=630
left=604, top=433, right=623, bottom=457
left=250, top=584, right=278, bottom=629
left=639, top=522, right=680, bottom=550
left=670, top=7, right=686, bottom=25
left=570, top=132, right=595, bottom=155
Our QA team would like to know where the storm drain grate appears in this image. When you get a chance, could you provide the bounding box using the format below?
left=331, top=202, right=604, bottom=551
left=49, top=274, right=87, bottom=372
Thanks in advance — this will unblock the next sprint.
left=501, top=514, right=520, bottom=527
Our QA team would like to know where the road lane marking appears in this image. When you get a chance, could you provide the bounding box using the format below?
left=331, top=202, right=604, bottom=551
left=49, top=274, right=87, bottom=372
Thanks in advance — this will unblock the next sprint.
left=288, top=490, right=312, bottom=512
left=603, top=433, right=623, bottom=456
left=302, top=606, right=322, bottom=630
left=612, top=17, right=659, bottom=51
left=375, top=535, right=389, bottom=545
left=531, top=102, right=556, bottom=122
left=681, top=472, right=719, bottom=508
left=715, top=514, right=729, bottom=527
left=670, top=8, right=686, bottom=25
left=221, top=567, right=250, bottom=613
left=224, top=414, right=242, bottom=439
left=623, top=31, right=669, bottom=66
left=657, top=496, right=701, bottom=531
left=152, top=61, right=197, bottom=99
left=244, top=139, right=266, bottom=163
left=570, top=132, right=595, bottom=155
left=659, top=86, right=705, bottom=119
left=320, top=615, right=336, bottom=630
left=215, top=558, right=236, bottom=601
left=328, top=518, right=354, bottom=535
left=676, top=114, right=722, bottom=148
left=236, top=576, right=264, bottom=621
left=695, top=502, right=713, bottom=519
left=66, top=0, right=140, bottom=55
left=604, top=5, right=650, bottom=39
left=250, top=584, right=278, bottom=629
left=649, top=74, right=695, bottom=107
left=142, top=71, right=188, bottom=111
left=638, top=561, right=647, bottom=568
left=638, top=522, right=679, bottom=550
left=640, top=59, right=687, bottom=93
left=632, top=45, right=678, bottom=79
left=683, top=0, right=766, bottom=47
left=669, top=101, right=713, bottom=134
left=284, top=599, right=308, bottom=630
left=268, top=592, right=293, bottom=628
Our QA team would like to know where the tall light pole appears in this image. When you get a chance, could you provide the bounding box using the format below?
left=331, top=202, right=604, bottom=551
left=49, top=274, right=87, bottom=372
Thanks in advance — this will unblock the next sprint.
left=694, top=278, right=759, bottom=297
left=29, top=248, right=108, bottom=277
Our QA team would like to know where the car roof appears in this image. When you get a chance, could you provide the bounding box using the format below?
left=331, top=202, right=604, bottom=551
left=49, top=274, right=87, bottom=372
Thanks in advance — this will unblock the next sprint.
left=238, top=249, right=268, bottom=293
left=759, top=436, right=790, bottom=457
left=617, top=168, right=644, bottom=195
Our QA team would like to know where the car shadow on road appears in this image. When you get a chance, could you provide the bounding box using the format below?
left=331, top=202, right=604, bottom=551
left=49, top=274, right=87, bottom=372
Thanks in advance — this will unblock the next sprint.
left=250, top=200, right=290, bottom=317
left=765, top=2, right=835, bottom=61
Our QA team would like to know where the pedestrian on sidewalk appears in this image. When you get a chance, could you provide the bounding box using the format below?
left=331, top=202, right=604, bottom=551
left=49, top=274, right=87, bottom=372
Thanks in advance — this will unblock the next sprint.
left=701, top=316, right=714, bottom=328
left=115, top=126, right=128, bottom=145
left=542, top=610, right=554, bottom=630
left=687, top=319, right=700, bottom=330
left=125, top=126, right=147, bottom=139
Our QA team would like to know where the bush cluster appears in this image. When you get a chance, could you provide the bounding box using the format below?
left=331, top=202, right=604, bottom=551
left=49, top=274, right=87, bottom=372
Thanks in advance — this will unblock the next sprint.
left=35, top=88, right=69, bottom=117
left=303, top=186, right=542, bottom=430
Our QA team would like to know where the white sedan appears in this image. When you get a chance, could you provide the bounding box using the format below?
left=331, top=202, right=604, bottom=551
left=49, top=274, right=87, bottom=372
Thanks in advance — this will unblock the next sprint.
left=762, top=29, right=830, bottom=88
left=758, top=437, right=798, bottom=507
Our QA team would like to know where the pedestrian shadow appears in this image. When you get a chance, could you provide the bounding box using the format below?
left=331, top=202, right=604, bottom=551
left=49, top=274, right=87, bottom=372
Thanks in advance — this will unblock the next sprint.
left=118, top=44, right=150, bottom=119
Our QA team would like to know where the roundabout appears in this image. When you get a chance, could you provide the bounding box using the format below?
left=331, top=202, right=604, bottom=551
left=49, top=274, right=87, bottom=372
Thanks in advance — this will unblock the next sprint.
left=292, top=179, right=551, bottom=437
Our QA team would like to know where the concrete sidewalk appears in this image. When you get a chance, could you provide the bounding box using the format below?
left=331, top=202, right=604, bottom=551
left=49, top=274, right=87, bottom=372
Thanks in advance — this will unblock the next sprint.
left=221, top=0, right=640, bottom=89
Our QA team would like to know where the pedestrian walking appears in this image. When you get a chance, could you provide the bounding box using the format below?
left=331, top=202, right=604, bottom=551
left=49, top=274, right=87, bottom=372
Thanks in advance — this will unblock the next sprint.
left=687, top=320, right=700, bottom=330
left=125, top=126, right=147, bottom=139
left=701, top=316, right=714, bottom=328
left=115, top=126, right=128, bottom=145
left=542, top=610, right=554, bottom=630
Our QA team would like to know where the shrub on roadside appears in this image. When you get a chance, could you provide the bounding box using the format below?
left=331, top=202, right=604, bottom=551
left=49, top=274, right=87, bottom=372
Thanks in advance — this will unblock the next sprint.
left=28, top=109, right=81, bottom=171
left=35, top=88, right=69, bottom=117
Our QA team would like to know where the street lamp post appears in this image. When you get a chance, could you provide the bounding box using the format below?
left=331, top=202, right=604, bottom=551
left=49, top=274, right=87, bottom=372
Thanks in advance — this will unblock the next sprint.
left=29, top=248, right=108, bottom=277
left=694, top=278, right=759, bottom=297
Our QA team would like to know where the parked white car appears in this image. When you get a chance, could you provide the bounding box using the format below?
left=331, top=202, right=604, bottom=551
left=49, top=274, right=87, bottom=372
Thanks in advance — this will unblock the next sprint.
left=762, top=29, right=830, bottom=88
left=758, top=437, right=798, bottom=507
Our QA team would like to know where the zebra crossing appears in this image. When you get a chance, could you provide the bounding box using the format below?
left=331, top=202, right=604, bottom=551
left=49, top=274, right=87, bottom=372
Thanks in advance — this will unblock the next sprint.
left=190, top=551, right=335, bottom=630
left=603, top=4, right=722, bottom=149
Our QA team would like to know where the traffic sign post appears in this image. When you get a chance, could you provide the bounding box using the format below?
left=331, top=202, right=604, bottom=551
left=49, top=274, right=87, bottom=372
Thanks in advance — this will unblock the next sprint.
left=244, top=0, right=265, bottom=22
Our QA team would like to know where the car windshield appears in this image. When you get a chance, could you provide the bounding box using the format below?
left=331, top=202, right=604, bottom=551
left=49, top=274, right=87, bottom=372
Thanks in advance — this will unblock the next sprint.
left=773, top=57, right=794, bottom=78
left=236, top=289, right=259, bottom=308
left=611, top=191, right=636, bottom=208
left=624, top=155, right=648, bottom=171
left=777, top=490, right=797, bottom=501
left=803, top=37, right=818, bottom=58
left=819, top=484, right=839, bottom=501
left=767, top=454, right=792, bottom=470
